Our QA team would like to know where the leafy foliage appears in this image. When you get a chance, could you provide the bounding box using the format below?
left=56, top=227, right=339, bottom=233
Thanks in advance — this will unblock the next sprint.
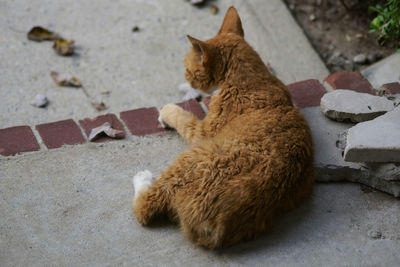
left=369, top=0, right=400, bottom=45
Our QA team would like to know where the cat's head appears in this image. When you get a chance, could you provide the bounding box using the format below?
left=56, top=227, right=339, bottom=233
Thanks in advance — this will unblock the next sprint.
left=184, top=6, right=244, bottom=93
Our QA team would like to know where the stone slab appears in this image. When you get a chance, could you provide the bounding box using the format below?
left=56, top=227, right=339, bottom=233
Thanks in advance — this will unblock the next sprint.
left=362, top=53, right=400, bottom=88
left=320, top=90, right=395, bottom=123
left=344, top=107, right=400, bottom=163
left=301, top=106, right=400, bottom=197
left=0, top=126, right=40, bottom=156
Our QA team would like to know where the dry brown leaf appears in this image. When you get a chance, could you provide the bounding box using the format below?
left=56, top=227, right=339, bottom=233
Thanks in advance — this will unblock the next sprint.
left=50, top=71, right=82, bottom=87
left=53, top=39, right=75, bottom=56
left=27, top=26, right=58, bottom=42
left=355, top=33, right=363, bottom=39
left=210, top=5, right=219, bottom=15
left=91, top=101, right=107, bottom=111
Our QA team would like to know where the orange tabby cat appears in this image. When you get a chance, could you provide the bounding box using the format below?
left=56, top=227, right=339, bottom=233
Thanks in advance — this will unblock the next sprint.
left=132, top=6, right=313, bottom=249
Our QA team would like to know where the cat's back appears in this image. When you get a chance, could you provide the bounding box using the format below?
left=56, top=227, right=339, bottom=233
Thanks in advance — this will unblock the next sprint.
left=219, top=104, right=311, bottom=146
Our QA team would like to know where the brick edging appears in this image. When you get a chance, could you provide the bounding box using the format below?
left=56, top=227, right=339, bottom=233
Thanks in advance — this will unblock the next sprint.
left=1, top=72, right=398, bottom=157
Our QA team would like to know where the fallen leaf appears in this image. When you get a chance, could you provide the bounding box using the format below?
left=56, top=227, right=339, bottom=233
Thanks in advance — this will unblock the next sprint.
left=31, top=94, right=49, bottom=108
left=345, top=34, right=352, bottom=42
left=210, top=4, right=219, bottom=15
left=89, top=122, right=125, bottom=141
left=91, top=101, right=107, bottom=111
left=101, top=90, right=110, bottom=95
left=27, top=26, right=58, bottom=42
left=53, top=39, right=74, bottom=56
left=50, top=71, right=82, bottom=87
left=132, top=26, right=140, bottom=32
left=355, top=33, right=363, bottom=39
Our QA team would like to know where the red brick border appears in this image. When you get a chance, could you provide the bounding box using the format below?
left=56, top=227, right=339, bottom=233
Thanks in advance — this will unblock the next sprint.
left=324, top=71, right=375, bottom=95
left=287, top=79, right=326, bottom=108
left=120, top=107, right=167, bottom=136
left=36, top=119, right=85, bottom=149
left=79, top=113, right=126, bottom=143
left=1, top=71, right=395, bottom=157
left=381, top=82, right=400, bottom=95
left=176, top=99, right=206, bottom=120
left=0, top=126, right=40, bottom=156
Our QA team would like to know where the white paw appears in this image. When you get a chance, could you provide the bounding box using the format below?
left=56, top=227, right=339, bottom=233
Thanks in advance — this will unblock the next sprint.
left=133, top=170, right=154, bottom=196
left=158, top=113, right=168, bottom=129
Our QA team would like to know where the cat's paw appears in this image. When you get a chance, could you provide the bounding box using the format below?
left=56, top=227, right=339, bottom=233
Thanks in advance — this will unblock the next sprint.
left=159, top=103, right=182, bottom=129
left=133, top=170, right=154, bottom=196
left=158, top=113, right=168, bottom=129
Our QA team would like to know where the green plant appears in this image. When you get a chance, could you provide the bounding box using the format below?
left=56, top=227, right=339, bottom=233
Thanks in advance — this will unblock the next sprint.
left=369, top=0, right=400, bottom=46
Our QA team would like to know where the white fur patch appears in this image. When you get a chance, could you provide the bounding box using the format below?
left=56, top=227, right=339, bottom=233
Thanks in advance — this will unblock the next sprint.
left=133, top=170, right=154, bottom=197
left=158, top=113, right=167, bottom=129
left=179, top=82, right=208, bottom=101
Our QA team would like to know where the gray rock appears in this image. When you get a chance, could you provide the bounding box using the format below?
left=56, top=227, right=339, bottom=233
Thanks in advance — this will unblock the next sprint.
left=301, top=106, right=400, bottom=197
left=31, top=94, right=48, bottom=108
left=353, top=54, right=368, bottom=64
left=328, top=52, right=354, bottom=72
left=368, top=230, right=382, bottom=239
left=320, top=90, right=395, bottom=123
left=344, top=107, right=400, bottom=162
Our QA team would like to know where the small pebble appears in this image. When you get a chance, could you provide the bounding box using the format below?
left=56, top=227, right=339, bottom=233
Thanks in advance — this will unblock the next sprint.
left=190, top=0, right=204, bottom=5
left=353, top=54, right=367, bottom=64
left=132, top=26, right=140, bottom=32
left=367, top=52, right=383, bottom=64
left=31, top=94, right=48, bottom=108
left=309, top=14, right=316, bottom=21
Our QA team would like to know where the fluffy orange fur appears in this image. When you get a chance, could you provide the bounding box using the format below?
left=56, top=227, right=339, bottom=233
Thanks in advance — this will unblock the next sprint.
left=133, top=6, right=314, bottom=249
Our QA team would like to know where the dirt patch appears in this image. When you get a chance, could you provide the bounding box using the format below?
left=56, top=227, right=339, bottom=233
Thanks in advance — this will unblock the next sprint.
left=284, top=0, right=397, bottom=73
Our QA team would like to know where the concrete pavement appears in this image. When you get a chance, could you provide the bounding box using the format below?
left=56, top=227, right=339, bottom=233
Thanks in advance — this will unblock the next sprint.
left=1, top=137, right=399, bottom=266
left=0, top=0, right=328, bottom=129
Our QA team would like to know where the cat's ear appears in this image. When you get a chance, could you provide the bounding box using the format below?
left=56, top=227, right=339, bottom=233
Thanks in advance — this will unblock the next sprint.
left=218, top=6, right=244, bottom=37
left=187, top=35, right=213, bottom=65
